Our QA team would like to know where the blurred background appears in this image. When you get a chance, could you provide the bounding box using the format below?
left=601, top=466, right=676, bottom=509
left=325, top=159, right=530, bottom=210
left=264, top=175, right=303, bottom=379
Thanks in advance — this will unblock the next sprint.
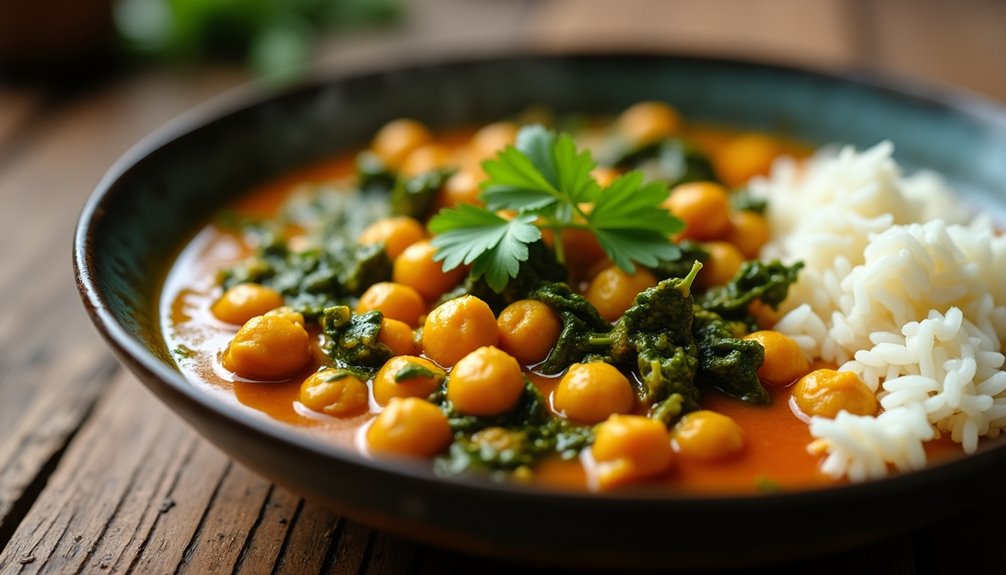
left=2, top=0, right=1005, bottom=157
left=2, top=0, right=1006, bottom=88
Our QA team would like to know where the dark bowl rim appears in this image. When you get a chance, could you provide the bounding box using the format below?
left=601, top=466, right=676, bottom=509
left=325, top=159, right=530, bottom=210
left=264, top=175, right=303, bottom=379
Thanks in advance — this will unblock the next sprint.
left=73, top=49, right=1006, bottom=510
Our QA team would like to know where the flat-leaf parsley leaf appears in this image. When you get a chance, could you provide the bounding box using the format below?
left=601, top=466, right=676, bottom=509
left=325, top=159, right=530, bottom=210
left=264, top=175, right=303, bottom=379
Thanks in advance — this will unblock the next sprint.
left=428, top=125, right=684, bottom=291
left=428, top=205, right=541, bottom=292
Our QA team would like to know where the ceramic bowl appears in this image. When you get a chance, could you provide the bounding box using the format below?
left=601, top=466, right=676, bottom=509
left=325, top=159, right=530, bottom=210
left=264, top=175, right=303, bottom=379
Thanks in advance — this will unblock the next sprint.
left=74, top=53, right=1006, bottom=569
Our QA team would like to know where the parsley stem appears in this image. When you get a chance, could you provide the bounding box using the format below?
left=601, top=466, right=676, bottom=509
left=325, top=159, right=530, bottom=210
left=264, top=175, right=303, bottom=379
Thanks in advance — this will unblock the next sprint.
left=541, top=221, right=594, bottom=266
left=546, top=223, right=567, bottom=264
left=570, top=202, right=592, bottom=224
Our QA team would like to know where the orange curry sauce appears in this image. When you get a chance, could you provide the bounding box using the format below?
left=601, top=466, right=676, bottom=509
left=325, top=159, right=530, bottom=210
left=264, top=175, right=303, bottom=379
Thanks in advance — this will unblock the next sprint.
left=160, top=125, right=959, bottom=495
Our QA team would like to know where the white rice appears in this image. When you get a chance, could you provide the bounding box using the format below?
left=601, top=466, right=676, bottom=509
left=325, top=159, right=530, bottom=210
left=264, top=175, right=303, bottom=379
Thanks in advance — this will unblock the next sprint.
left=753, top=142, right=1006, bottom=480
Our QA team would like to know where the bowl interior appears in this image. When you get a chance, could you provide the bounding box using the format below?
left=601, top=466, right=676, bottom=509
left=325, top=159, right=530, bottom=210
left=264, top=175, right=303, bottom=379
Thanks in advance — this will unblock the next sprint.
left=77, top=53, right=1006, bottom=567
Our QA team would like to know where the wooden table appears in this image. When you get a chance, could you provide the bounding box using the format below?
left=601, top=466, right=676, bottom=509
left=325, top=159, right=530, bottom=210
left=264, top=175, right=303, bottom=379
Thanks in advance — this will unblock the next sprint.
left=2, top=1, right=1005, bottom=572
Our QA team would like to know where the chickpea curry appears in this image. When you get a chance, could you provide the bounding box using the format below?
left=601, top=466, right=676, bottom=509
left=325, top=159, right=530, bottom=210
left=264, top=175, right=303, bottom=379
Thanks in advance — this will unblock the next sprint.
left=162, top=102, right=909, bottom=494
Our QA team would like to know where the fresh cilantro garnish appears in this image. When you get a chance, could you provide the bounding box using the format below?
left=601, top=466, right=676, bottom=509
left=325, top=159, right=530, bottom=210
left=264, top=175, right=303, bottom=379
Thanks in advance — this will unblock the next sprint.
left=429, top=125, right=684, bottom=291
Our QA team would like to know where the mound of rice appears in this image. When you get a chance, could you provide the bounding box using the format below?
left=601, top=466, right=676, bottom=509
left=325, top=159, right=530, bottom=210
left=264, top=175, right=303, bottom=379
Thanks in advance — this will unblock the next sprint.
left=752, top=142, right=1006, bottom=480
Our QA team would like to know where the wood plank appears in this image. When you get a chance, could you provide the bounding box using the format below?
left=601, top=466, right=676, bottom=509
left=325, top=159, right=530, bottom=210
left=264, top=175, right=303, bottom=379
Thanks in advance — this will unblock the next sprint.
left=361, top=532, right=421, bottom=575
left=0, top=370, right=377, bottom=574
left=269, top=503, right=343, bottom=574
left=323, top=519, right=374, bottom=575
left=0, top=67, right=245, bottom=282
left=864, top=0, right=1006, bottom=101
left=0, top=352, right=118, bottom=548
left=231, top=486, right=301, bottom=574
left=0, top=373, right=204, bottom=574
left=172, top=463, right=273, bottom=574
left=0, top=66, right=248, bottom=541
left=525, top=0, right=862, bottom=69
left=0, top=88, right=42, bottom=154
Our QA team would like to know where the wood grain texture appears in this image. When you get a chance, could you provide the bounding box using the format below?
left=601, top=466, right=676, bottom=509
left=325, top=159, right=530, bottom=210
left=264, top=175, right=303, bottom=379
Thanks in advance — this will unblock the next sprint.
left=0, top=372, right=352, bottom=575
left=0, top=66, right=248, bottom=547
left=0, top=88, right=41, bottom=155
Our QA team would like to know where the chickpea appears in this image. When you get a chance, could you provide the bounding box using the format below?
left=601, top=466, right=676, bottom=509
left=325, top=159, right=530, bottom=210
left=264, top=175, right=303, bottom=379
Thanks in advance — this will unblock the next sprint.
left=422, top=295, right=499, bottom=367
left=715, top=133, right=782, bottom=188
left=584, top=265, right=658, bottom=322
left=725, top=211, right=770, bottom=259
left=299, top=369, right=369, bottom=417
left=662, top=182, right=731, bottom=241
left=222, top=315, right=311, bottom=380
left=356, top=282, right=426, bottom=327
left=371, top=118, right=432, bottom=169
left=698, top=241, right=744, bottom=288
left=592, top=414, right=674, bottom=490
left=372, top=355, right=445, bottom=406
left=212, top=284, right=284, bottom=325
left=748, top=299, right=782, bottom=330
left=437, top=171, right=483, bottom=209
left=496, top=300, right=562, bottom=365
left=393, top=240, right=466, bottom=301
left=584, top=257, right=615, bottom=284
left=264, top=306, right=305, bottom=326
left=792, top=369, right=878, bottom=418
left=366, top=397, right=452, bottom=458
left=447, top=346, right=525, bottom=416
left=378, top=318, right=416, bottom=357
left=400, top=144, right=454, bottom=177
left=470, top=122, right=519, bottom=160
left=358, top=216, right=426, bottom=259
left=617, top=101, right=681, bottom=146
left=672, top=410, right=745, bottom=461
left=553, top=362, right=635, bottom=424
left=743, top=330, right=810, bottom=386
left=558, top=228, right=607, bottom=272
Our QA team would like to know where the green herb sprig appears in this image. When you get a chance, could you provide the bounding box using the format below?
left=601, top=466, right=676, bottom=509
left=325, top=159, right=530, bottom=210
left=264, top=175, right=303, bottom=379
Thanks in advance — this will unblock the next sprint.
left=429, top=125, right=684, bottom=292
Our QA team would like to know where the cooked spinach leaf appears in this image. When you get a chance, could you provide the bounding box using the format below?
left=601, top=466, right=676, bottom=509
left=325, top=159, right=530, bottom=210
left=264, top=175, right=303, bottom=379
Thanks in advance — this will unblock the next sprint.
left=605, top=137, right=719, bottom=188
left=692, top=307, right=768, bottom=404
left=320, top=306, right=392, bottom=370
left=222, top=242, right=391, bottom=318
left=439, top=240, right=568, bottom=314
left=530, top=263, right=706, bottom=424
left=432, top=380, right=592, bottom=475
left=730, top=187, right=768, bottom=214
left=530, top=282, right=612, bottom=375
left=354, top=150, right=452, bottom=219
left=699, top=260, right=803, bottom=319
left=648, top=240, right=709, bottom=281
left=394, top=362, right=438, bottom=382
left=609, top=262, right=703, bottom=423
left=355, top=150, right=397, bottom=195
left=391, top=168, right=452, bottom=219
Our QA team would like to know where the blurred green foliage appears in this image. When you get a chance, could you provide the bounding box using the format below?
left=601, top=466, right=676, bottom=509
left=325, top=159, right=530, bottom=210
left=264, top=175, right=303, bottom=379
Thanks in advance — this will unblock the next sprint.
left=114, top=0, right=401, bottom=82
